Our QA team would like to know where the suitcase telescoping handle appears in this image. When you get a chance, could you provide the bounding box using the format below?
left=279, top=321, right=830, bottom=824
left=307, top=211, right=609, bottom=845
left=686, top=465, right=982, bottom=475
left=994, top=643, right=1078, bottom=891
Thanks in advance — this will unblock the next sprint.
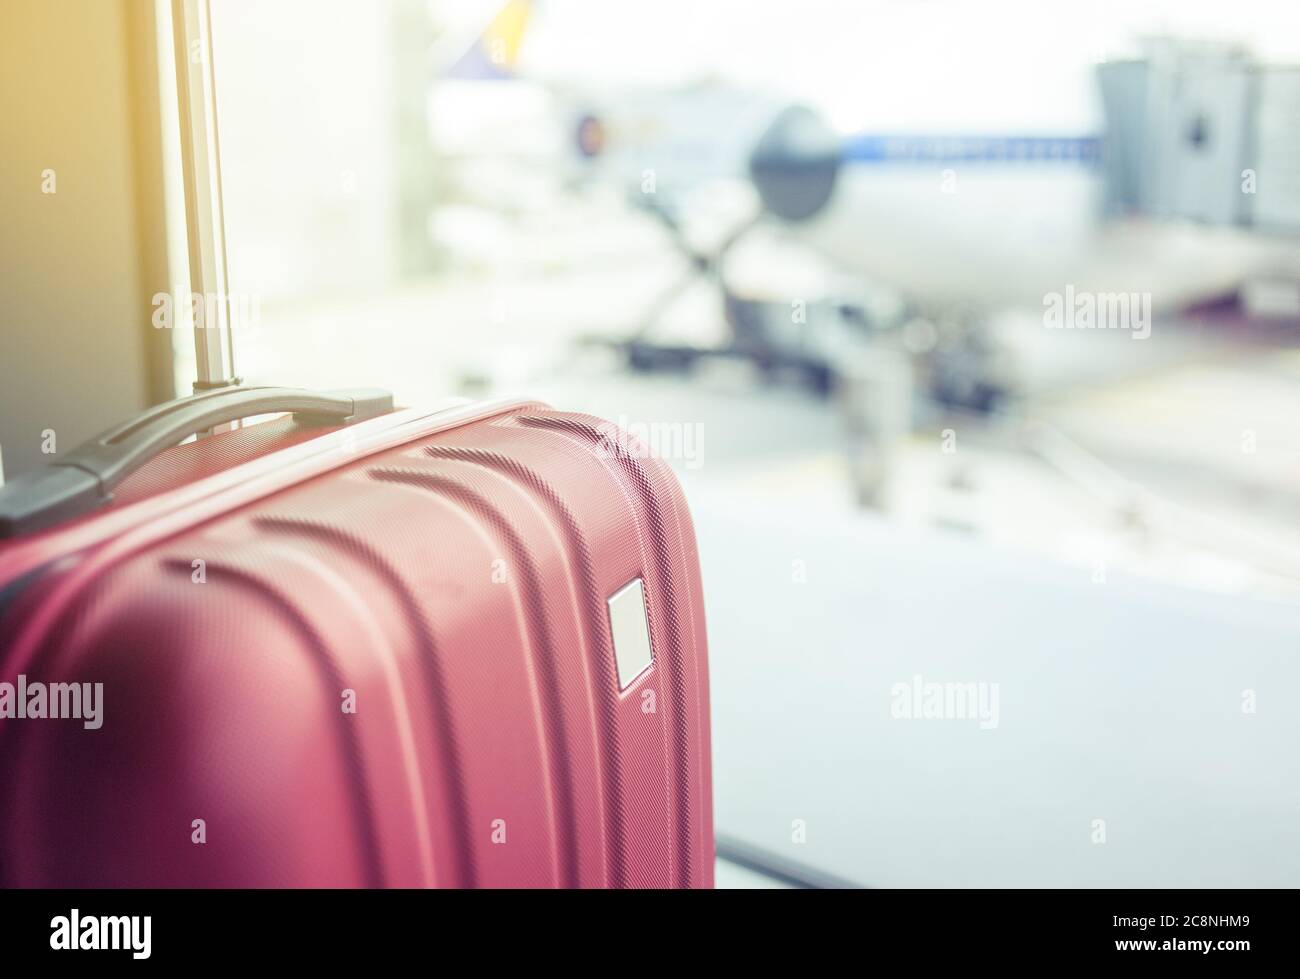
left=173, top=0, right=239, bottom=393
left=0, top=387, right=393, bottom=539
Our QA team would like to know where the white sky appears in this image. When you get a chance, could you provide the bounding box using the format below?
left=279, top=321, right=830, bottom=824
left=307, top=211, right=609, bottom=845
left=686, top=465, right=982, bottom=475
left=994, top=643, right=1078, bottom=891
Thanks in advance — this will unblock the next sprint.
left=435, top=0, right=1300, bottom=131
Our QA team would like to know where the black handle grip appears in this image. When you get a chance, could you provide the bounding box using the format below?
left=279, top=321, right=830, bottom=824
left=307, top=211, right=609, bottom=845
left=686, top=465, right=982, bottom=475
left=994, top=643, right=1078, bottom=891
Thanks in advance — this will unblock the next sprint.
left=0, top=386, right=392, bottom=538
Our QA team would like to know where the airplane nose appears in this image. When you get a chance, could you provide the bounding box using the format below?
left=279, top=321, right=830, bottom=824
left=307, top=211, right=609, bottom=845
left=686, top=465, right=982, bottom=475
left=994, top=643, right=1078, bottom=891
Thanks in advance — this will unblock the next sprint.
left=748, top=105, right=841, bottom=222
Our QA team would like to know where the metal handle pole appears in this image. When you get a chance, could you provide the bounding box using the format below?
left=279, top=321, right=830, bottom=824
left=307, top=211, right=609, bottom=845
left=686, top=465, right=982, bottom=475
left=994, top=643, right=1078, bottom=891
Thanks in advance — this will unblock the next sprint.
left=171, top=0, right=239, bottom=392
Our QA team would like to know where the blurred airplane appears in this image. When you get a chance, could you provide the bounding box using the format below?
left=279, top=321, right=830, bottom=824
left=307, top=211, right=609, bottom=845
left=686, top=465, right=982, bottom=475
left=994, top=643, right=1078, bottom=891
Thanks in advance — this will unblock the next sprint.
left=747, top=46, right=1300, bottom=314
left=429, top=2, right=1300, bottom=400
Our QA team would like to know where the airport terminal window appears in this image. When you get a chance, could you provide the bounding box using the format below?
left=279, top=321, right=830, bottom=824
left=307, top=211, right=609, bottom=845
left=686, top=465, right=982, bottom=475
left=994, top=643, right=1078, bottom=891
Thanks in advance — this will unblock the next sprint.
left=168, top=0, right=1300, bottom=600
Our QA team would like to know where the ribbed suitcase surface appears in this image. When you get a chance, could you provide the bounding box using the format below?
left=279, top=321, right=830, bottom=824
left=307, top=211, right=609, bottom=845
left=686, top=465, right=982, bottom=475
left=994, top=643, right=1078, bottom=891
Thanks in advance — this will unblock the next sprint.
left=0, top=404, right=712, bottom=887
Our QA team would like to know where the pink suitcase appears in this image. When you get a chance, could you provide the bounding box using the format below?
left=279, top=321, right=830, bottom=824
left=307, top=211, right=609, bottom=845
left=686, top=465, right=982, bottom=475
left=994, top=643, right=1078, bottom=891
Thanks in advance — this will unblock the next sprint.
left=0, top=0, right=711, bottom=888
left=0, top=393, right=713, bottom=887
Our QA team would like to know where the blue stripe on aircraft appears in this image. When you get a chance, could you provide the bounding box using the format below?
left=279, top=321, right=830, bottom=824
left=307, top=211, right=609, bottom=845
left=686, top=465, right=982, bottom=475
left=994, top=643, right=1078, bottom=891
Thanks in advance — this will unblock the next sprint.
left=843, top=135, right=1102, bottom=165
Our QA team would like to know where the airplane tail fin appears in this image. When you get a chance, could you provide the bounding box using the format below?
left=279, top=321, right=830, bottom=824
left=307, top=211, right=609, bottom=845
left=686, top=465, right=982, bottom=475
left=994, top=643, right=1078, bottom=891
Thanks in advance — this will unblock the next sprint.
left=443, top=0, right=533, bottom=80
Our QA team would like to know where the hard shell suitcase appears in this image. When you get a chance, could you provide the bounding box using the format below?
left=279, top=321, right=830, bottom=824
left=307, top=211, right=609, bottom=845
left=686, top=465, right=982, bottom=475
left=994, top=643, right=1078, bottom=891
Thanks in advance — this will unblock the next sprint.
left=0, top=0, right=712, bottom=888
left=0, top=394, right=713, bottom=887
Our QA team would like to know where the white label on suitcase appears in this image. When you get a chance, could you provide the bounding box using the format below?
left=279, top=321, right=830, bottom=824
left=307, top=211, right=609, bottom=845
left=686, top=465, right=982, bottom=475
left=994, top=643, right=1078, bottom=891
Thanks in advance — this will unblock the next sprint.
left=608, top=578, right=654, bottom=690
